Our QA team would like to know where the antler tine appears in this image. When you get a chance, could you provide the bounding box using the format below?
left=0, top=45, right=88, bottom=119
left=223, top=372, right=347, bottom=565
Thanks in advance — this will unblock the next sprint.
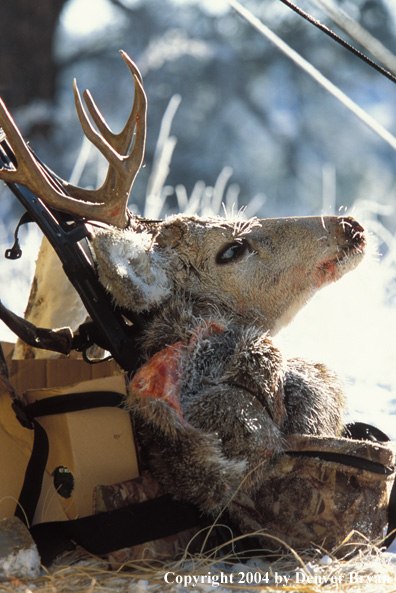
left=62, top=51, right=147, bottom=227
left=0, top=51, right=147, bottom=229
left=76, top=52, right=146, bottom=197
left=72, top=80, right=126, bottom=176
left=0, top=99, right=89, bottom=206
left=0, top=99, right=121, bottom=222
left=0, top=98, right=42, bottom=187
left=82, top=51, right=143, bottom=155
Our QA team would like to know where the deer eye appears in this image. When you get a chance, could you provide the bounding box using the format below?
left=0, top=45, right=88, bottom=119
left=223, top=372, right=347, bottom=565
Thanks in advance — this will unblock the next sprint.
left=216, top=239, right=248, bottom=264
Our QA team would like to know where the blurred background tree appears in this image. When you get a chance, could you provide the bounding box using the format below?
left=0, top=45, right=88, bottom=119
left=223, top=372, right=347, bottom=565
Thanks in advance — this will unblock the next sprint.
left=1, top=0, right=396, bottom=236
left=0, top=0, right=68, bottom=109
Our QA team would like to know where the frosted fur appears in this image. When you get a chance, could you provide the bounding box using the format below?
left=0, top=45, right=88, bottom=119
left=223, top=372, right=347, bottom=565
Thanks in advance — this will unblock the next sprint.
left=128, top=300, right=346, bottom=512
left=92, top=213, right=366, bottom=513
left=92, top=227, right=172, bottom=312
left=92, top=214, right=366, bottom=333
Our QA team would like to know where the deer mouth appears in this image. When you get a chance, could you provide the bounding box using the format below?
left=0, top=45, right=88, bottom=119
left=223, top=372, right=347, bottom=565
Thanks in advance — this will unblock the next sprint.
left=314, top=218, right=366, bottom=287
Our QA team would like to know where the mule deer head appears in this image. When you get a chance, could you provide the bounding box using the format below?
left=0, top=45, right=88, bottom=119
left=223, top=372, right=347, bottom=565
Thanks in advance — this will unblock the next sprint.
left=0, top=51, right=366, bottom=336
left=92, top=213, right=366, bottom=336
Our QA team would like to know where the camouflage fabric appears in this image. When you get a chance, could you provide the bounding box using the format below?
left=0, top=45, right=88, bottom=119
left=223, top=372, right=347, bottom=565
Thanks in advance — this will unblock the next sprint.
left=95, top=434, right=396, bottom=560
left=227, top=434, right=396, bottom=554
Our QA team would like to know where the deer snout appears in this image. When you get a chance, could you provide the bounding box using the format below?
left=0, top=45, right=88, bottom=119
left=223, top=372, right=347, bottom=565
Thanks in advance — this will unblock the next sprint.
left=315, top=216, right=366, bottom=288
left=337, top=216, right=366, bottom=249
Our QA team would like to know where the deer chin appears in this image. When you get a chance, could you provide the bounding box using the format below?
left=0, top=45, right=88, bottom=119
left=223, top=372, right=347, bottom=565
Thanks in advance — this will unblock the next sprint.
left=314, top=244, right=365, bottom=289
left=312, top=216, right=367, bottom=289
left=271, top=242, right=366, bottom=335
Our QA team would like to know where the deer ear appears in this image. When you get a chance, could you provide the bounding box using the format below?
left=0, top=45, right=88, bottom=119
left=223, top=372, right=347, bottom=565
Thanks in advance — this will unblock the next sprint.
left=91, top=228, right=172, bottom=312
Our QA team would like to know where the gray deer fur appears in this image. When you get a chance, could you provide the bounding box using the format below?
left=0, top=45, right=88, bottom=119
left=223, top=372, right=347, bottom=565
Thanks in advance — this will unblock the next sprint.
left=91, top=212, right=366, bottom=513
left=0, top=50, right=367, bottom=519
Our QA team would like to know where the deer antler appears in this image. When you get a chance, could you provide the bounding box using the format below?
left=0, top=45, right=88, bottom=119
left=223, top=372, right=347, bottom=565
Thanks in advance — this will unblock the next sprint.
left=0, top=51, right=146, bottom=228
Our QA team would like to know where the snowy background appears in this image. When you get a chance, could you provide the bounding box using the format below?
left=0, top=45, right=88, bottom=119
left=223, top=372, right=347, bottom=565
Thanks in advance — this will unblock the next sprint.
left=1, top=0, right=396, bottom=437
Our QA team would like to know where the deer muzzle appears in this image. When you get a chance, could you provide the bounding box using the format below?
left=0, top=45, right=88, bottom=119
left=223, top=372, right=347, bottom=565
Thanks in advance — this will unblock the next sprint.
left=314, top=216, right=366, bottom=287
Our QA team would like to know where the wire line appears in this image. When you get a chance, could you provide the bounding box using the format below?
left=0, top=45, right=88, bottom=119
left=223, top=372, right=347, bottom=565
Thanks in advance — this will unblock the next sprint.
left=228, top=0, right=396, bottom=152
left=278, top=0, right=396, bottom=85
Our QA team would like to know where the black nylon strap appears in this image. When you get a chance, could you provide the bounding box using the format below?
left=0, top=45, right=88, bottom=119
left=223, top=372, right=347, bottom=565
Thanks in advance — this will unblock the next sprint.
left=13, top=389, right=203, bottom=565
left=24, top=391, right=124, bottom=419
left=289, top=422, right=394, bottom=476
left=14, top=391, right=125, bottom=529
left=343, top=420, right=396, bottom=548
left=288, top=450, right=395, bottom=476
left=30, top=495, right=202, bottom=566
left=14, top=419, right=49, bottom=527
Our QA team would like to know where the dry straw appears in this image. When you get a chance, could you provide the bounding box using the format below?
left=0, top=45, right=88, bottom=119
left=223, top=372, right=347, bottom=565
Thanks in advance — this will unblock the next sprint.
left=0, top=530, right=395, bottom=593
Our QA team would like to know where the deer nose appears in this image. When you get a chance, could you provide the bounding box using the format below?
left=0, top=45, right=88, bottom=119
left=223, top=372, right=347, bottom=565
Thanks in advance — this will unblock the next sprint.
left=339, top=217, right=366, bottom=247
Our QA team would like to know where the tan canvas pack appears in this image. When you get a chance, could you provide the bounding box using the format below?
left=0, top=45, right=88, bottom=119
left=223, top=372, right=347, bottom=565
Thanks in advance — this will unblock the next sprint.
left=0, top=348, right=139, bottom=523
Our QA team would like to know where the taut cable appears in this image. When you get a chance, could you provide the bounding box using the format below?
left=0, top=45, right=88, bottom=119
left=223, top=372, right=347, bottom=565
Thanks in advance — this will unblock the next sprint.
left=278, top=0, right=396, bottom=85
left=228, top=0, right=396, bottom=152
